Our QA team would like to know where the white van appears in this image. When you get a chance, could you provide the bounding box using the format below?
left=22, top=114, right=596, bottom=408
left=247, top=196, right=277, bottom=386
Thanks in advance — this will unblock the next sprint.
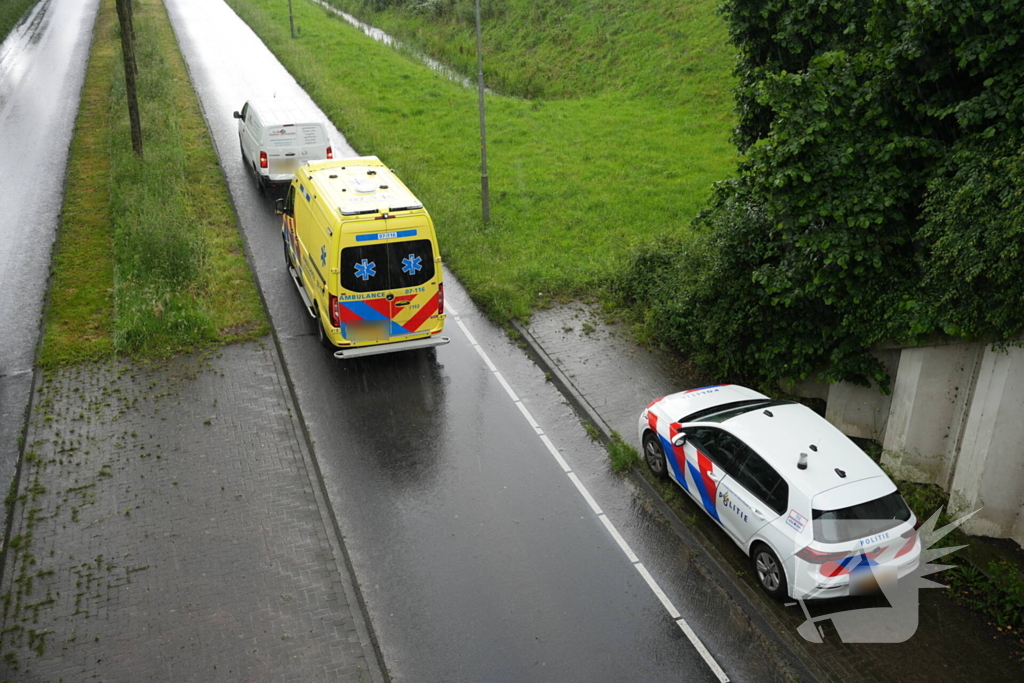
left=233, top=98, right=333, bottom=192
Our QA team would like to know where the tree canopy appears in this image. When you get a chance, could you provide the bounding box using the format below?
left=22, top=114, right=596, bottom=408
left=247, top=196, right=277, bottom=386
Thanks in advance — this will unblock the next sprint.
left=618, top=0, right=1024, bottom=388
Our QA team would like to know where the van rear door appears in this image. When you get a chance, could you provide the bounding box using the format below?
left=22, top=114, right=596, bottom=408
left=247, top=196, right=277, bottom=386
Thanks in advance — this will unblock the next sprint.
left=264, top=123, right=329, bottom=179
left=338, top=219, right=439, bottom=344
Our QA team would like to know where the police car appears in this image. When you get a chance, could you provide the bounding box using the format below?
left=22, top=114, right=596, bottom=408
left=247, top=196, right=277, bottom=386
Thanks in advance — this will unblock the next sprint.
left=638, top=385, right=921, bottom=600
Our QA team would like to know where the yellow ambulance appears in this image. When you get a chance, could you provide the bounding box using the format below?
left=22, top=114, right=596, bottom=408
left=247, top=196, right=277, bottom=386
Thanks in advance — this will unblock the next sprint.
left=277, top=156, right=449, bottom=358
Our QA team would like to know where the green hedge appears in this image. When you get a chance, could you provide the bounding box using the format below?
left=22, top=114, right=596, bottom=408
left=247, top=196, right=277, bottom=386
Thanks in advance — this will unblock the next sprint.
left=618, top=0, right=1024, bottom=388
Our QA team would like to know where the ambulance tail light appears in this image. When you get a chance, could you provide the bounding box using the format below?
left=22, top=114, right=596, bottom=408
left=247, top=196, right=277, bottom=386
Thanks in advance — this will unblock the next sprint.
left=438, top=283, right=445, bottom=315
left=259, top=151, right=268, bottom=169
left=326, top=146, right=333, bottom=160
left=328, top=295, right=341, bottom=328
left=795, top=547, right=850, bottom=564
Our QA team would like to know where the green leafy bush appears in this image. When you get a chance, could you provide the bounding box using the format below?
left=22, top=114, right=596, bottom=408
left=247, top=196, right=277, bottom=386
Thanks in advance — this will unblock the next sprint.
left=618, top=0, right=1024, bottom=387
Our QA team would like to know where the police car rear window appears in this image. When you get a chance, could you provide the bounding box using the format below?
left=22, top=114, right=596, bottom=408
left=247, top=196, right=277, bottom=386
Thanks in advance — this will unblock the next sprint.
left=681, top=399, right=795, bottom=424
left=341, top=240, right=435, bottom=293
left=812, top=491, right=911, bottom=543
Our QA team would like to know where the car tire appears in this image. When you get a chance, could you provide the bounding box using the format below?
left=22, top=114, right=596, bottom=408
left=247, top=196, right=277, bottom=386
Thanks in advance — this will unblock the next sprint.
left=253, top=163, right=265, bottom=195
left=751, top=543, right=788, bottom=600
left=642, top=432, right=670, bottom=480
left=315, top=306, right=334, bottom=350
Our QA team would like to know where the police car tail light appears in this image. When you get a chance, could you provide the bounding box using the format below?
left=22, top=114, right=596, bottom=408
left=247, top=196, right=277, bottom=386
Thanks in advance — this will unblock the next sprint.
left=438, top=283, right=445, bottom=315
left=259, top=151, right=268, bottom=169
left=326, top=146, right=333, bottom=160
left=329, top=295, right=341, bottom=328
left=895, top=529, right=918, bottom=559
left=795, top=546, right=849, bottom=564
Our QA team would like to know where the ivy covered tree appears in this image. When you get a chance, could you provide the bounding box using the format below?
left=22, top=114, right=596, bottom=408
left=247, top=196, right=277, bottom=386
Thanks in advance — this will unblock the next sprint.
left=617, top=0, right=1024, bottom=388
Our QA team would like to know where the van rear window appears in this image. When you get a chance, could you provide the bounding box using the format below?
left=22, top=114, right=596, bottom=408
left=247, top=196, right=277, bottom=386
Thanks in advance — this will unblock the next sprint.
left=812, top=491, right=911, bottom=543
left=341, top=239, right=435, bottom=293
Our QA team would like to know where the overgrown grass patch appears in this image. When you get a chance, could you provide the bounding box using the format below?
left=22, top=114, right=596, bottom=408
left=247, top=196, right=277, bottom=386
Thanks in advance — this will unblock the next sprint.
left=224, top=0, right=736, bottom=323
left=41, top=0, right=266, bottom=366
left=39, top=0, right=117, bottom=367
left=607, top=431, right=641, bottom=474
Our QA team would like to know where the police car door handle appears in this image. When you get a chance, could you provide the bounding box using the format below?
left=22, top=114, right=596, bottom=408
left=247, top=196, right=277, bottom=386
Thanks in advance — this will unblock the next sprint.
left=753, top=509, right=766, bottom=520
left=707, top=471, right=722, bottom=482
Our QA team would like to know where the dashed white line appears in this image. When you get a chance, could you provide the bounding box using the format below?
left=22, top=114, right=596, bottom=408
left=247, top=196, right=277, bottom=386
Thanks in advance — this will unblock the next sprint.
left=448, top=306, right=730, bottom=683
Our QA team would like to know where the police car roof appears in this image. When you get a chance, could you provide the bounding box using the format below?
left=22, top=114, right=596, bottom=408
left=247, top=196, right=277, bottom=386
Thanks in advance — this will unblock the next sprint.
left=713, top=401, right=892, bottom=504
left=302, top=157, right=424, bottom=218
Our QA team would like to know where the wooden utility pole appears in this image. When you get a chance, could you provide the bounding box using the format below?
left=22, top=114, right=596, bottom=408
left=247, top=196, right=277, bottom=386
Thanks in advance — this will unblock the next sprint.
left=115, top=0, right=143, bottom=158
left=475, top=0, right=490, bottom=222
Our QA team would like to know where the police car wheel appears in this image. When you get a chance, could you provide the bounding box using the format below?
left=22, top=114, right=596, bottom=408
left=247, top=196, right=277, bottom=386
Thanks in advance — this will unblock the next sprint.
left=642, top=433, right=669, bottom=480
left=752, top=543, right=787, bottom=600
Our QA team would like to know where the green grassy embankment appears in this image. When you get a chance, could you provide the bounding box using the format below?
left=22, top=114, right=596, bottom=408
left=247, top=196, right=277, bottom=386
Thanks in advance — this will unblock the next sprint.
left=0, top=0, right=37, bottom=42
left=41, top=0, right=266, bottom=366
left=224, top=0, right=737, bottom=322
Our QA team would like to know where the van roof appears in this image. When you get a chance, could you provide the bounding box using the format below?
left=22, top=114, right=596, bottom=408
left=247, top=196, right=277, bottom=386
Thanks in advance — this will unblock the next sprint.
left=299, top=157, right=425, bottom=218
left=247, top=98, right=324, bottom=127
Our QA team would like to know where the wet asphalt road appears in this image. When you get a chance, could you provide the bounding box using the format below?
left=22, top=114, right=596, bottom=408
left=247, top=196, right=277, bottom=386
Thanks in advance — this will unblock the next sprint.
left=0, top=0, right=99, bottom=507
left=2, top=0, right=800, bottom=679
left=161, top=1, right=804, bottom=681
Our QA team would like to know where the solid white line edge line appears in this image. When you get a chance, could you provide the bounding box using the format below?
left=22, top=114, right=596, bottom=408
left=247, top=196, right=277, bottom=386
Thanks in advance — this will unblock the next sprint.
left=450, top=309, right=730, bottom=683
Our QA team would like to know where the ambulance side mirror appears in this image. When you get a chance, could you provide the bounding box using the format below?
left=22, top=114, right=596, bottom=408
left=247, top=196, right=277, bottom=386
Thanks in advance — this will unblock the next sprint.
left=275, top=198, right=285, bottom=215
left=672, top=433, right=688, bottom=447
left=233, top=111, right=242, bottom=119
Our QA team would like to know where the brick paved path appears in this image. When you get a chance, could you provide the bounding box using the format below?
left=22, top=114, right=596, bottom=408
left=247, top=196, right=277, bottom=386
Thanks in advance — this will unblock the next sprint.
left=0, top=340, right=383, bottom=683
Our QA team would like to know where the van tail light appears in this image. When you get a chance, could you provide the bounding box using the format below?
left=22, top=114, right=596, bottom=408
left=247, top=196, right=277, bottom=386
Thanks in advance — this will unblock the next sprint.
left=326, top=146, right=333, bottom=160
left=438, top=283, right=444, bottom=315
left=259, top=151, right=268, bottom=169
left=328, top=294, right=340, bottom=328
left=795, top=546, right=851, bottom=564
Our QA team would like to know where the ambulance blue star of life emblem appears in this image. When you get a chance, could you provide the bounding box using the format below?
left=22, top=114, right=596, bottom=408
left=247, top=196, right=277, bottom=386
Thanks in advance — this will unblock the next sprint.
left=355, top=259, right=376, bottom=281
left=320, top=245, right=327, bottom=268
left=401, top=254, right=422, bottom=275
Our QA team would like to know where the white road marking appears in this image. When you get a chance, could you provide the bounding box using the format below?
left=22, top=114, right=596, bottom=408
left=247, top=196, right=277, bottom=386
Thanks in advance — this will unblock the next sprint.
left=449, top=307, right=730, bottom=683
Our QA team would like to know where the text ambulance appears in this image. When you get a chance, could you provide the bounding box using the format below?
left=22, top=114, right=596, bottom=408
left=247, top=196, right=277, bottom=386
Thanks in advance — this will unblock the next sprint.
left=277, top=157, right=449, bottom=358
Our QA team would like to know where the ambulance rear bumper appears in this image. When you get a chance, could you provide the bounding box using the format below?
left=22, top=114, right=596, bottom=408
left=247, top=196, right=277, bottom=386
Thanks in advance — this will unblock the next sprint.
left=333, top=335, right=450, bottom=359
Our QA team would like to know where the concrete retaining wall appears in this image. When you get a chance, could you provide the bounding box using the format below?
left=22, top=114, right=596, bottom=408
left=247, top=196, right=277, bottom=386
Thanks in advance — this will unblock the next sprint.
left=791, top=342, right=1024, bottom=546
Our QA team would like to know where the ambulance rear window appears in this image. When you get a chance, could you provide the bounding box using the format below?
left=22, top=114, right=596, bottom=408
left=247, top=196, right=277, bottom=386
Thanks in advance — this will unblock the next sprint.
left=341, top=240, right=435, bottom=293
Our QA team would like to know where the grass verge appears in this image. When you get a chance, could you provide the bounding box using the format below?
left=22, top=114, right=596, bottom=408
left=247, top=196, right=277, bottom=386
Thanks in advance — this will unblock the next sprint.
left=40, top=0, right=266, bottom=367
left=0, top=0, right=37, bottom=43
left=223, top=0, right=736, bottom=323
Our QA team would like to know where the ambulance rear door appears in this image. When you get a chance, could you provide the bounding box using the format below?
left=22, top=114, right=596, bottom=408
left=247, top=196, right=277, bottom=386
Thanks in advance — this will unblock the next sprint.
left=337, top=216, right=439, bottom=345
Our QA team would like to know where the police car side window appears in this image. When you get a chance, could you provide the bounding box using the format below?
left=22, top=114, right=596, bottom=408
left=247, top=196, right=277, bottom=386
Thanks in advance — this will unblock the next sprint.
left=687, top=427, right=740, bottom=472
left=729, top=444, right=788, bottom=516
